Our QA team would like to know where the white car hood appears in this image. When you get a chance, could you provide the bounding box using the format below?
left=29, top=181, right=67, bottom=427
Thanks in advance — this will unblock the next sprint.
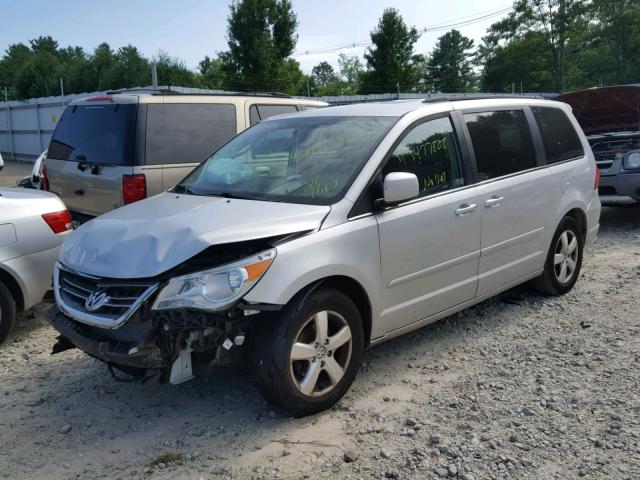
left=60, top=192, right=330, bottom=279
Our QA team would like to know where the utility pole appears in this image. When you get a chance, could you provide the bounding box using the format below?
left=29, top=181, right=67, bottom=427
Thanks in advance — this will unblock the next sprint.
left=307, top=79, right=311, bottom=97
left=396, top=81, right=400, bottom=98
left=60, top=77, right=64, bottom=97
left=151, top=62, right=158, bottom=89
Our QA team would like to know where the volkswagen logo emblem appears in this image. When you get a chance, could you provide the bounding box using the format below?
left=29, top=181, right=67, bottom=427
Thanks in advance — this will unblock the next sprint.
left=85, top=289, right=110, bottom=312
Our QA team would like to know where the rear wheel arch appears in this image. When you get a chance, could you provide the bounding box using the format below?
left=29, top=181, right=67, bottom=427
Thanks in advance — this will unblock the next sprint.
left=0, top=267, right=24, bottom=311
left=285, top=276, right=373, bottom=347
left=563, top=207, right=587, bottom=242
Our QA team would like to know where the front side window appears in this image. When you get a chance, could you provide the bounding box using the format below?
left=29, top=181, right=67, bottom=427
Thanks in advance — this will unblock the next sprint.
left=383, top=116, right=464, bottom=197
left=464, top=110, right=537, bottom=180
left=178, top=116, right=396, bottom=205
left=531, top=106, right=584, bottom=164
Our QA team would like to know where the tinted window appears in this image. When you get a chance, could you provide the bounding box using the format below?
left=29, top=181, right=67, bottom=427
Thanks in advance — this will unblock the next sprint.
left=383, top=117, right=464, bottom=197
left=146, top=103, right=237, bottom=165
left=48, top=104, right=135, bottom=165
left=249, top=104, right=298, bottom=125
left=465, top=110, right=537, bottom=180
left=532, top=107, right=584, bottom=163
left=178, top=116, right=396, bottom=205
left=249, top=105, right=260, bottom=125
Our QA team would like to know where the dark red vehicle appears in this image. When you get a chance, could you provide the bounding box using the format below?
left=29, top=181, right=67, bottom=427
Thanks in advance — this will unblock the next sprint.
left=557, top=86, right=640, bottom=206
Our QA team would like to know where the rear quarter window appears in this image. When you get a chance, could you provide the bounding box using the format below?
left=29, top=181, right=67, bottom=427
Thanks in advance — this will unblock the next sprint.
left=248, top=104, right=298, bottom=125
left=146, top=103, right=237, bottom=165
left=532, top=106, right=585, bottom=163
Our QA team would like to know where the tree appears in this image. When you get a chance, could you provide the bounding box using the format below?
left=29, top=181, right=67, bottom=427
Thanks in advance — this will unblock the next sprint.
left=486, top=0, right=588, bottom=92
left=154, top=51, right=199, bottom=87
left=588, top=0, right=640, bottom=84
left=199, top=55, right=227, bottom=89
left=101, top=45, right=149, bottom=90
left=0, top=43, right=31, bottom=99
left=222, top=0, right=298, bottom=91
left=311, top=61, right=337, bottom=87
left=479, top=31, right=553, bottom=92
left=361, top=8, right=421, bottom=94
left=337, top=54, right=364, bottom=94
left=427, top=29, right=476, bottom=92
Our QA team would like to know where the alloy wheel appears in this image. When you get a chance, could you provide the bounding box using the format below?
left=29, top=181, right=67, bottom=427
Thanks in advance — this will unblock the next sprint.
left=289, top=310, right=353, bottom=397
left=554, top=230, right=579, bottom=284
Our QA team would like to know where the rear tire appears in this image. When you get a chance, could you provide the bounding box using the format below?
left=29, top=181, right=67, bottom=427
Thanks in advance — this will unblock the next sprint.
left=531, top=216, right=584, bottom=295
left=0, top=281, right=17, bottom=345
left=251, top=287, right=364, bottom=417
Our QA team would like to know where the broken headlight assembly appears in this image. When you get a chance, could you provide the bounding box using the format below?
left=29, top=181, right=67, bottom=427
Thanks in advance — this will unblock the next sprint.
left=151, top=249, right=276, bottom=312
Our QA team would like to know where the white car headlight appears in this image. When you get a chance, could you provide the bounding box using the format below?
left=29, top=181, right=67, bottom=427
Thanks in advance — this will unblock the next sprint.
left=152, top=249, right=276, bottom=312
left=623, top=151, right=640, bottom=170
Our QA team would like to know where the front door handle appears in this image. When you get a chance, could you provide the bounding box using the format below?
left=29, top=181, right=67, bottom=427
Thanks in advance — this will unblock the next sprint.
left=455, top=203, right=477, bottom=217
left=484, top=196, right=504, bottom=208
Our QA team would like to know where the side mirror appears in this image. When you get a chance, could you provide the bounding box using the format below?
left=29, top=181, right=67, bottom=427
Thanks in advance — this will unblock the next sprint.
left=382, top=172, right=419, bottom=205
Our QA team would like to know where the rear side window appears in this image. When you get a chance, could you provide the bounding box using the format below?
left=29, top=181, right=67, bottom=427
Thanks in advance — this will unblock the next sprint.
left=146, top=104, right=237, bottom=165
left=249, top=104, right=298, bottom=125
left=531, top=107, right=584, bottom=163
left=48, top=104, right=136, bottom=165
left=383, top=116, right=465, bottom=198
left=464, top=110, right=537, bottom=180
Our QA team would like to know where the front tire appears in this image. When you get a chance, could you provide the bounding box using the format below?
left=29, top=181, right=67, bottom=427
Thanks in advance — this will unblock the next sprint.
left=531, top=216, right=584, bottom=295
left=0, top=281, right=17, bottom=345
left=251, top=287, right=364, bottom=417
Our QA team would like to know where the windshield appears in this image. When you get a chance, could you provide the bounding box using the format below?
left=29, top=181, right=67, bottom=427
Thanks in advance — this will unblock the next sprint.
left=177, top=115, right=396, bottom=205
left=48, top=104, right=136, bottom=165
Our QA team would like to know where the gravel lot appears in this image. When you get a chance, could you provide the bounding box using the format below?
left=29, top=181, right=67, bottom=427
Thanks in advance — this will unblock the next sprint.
left=1, top=161, right=639, bottom=479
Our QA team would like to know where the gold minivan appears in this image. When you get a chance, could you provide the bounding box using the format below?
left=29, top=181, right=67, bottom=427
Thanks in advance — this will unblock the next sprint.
left=44, top=91, right=326, bottom=221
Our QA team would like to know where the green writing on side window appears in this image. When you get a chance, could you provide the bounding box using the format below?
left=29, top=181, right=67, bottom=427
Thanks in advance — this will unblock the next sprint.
left=304, top=176, right=343, bottom=198
left=397, top=136, right=448, bottom=165
left=423, top=171, right=447, bottom=190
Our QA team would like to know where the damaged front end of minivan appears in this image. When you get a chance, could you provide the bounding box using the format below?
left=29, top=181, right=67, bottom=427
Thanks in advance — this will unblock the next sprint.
left=48, top=236, right=291, bottom=386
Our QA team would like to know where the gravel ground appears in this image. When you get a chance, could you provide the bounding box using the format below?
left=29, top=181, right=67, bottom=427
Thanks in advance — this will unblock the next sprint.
left=1, top=162, right=639, bottom=479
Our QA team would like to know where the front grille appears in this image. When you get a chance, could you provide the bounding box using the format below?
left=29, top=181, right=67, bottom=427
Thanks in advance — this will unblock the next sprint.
left=56, top=265, right=157, bottom=328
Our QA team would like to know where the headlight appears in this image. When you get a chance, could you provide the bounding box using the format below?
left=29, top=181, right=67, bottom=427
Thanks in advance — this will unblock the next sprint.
left=152, top=249, right=276, bottom=312
left=623, top=151, right=640, bottom=170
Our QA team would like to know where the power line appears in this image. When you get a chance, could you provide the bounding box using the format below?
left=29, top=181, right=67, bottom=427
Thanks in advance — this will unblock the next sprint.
left=292, top=5, right=513, bottom=57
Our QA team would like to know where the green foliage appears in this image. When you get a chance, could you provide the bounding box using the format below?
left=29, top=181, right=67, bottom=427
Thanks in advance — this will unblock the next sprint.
left=0, top=37, right=201, bottom=100
left=221, top=0, right=299, bottom=91
left=361, top=8, right=421, bottom=94
left=427, top=29, right=476, bottom=93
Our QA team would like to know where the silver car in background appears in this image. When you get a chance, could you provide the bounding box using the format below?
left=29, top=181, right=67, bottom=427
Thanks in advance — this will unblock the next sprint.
left=0, top=188, right=72, bottom=344
left=48, top=97, right=600, bottom=416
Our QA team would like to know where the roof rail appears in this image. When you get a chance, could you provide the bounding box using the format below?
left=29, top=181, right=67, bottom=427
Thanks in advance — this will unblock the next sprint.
left=422, top=95, right=544, bottom=103
left=105, top=88, right=292, bottom=98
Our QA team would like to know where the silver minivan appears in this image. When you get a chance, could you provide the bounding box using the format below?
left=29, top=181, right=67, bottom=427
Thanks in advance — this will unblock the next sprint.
left=44, top=91, right=326, bottom=221
left=48, top=97, right=600, bottom=416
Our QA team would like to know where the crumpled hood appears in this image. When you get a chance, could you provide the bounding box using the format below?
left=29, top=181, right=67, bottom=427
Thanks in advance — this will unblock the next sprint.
left=60, top=192, right=330, bottom=279
left=557, top=86, right=640, bottom=135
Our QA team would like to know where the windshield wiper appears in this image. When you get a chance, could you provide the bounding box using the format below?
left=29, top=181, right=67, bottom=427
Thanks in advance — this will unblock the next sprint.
left=213, top=192, right=260, bottom=201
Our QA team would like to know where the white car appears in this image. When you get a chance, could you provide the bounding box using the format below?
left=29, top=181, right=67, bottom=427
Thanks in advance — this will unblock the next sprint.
left=17, top=150, right=47, bottom=189
left=48, top=97, right=600, bottom=415
left=0, top=188, right=72, bottom=344
left=0, top=152, right=4, bottom=171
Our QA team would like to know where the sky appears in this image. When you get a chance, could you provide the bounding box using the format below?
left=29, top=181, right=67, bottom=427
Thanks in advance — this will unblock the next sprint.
left=0, top=0, right=512, bottom=73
